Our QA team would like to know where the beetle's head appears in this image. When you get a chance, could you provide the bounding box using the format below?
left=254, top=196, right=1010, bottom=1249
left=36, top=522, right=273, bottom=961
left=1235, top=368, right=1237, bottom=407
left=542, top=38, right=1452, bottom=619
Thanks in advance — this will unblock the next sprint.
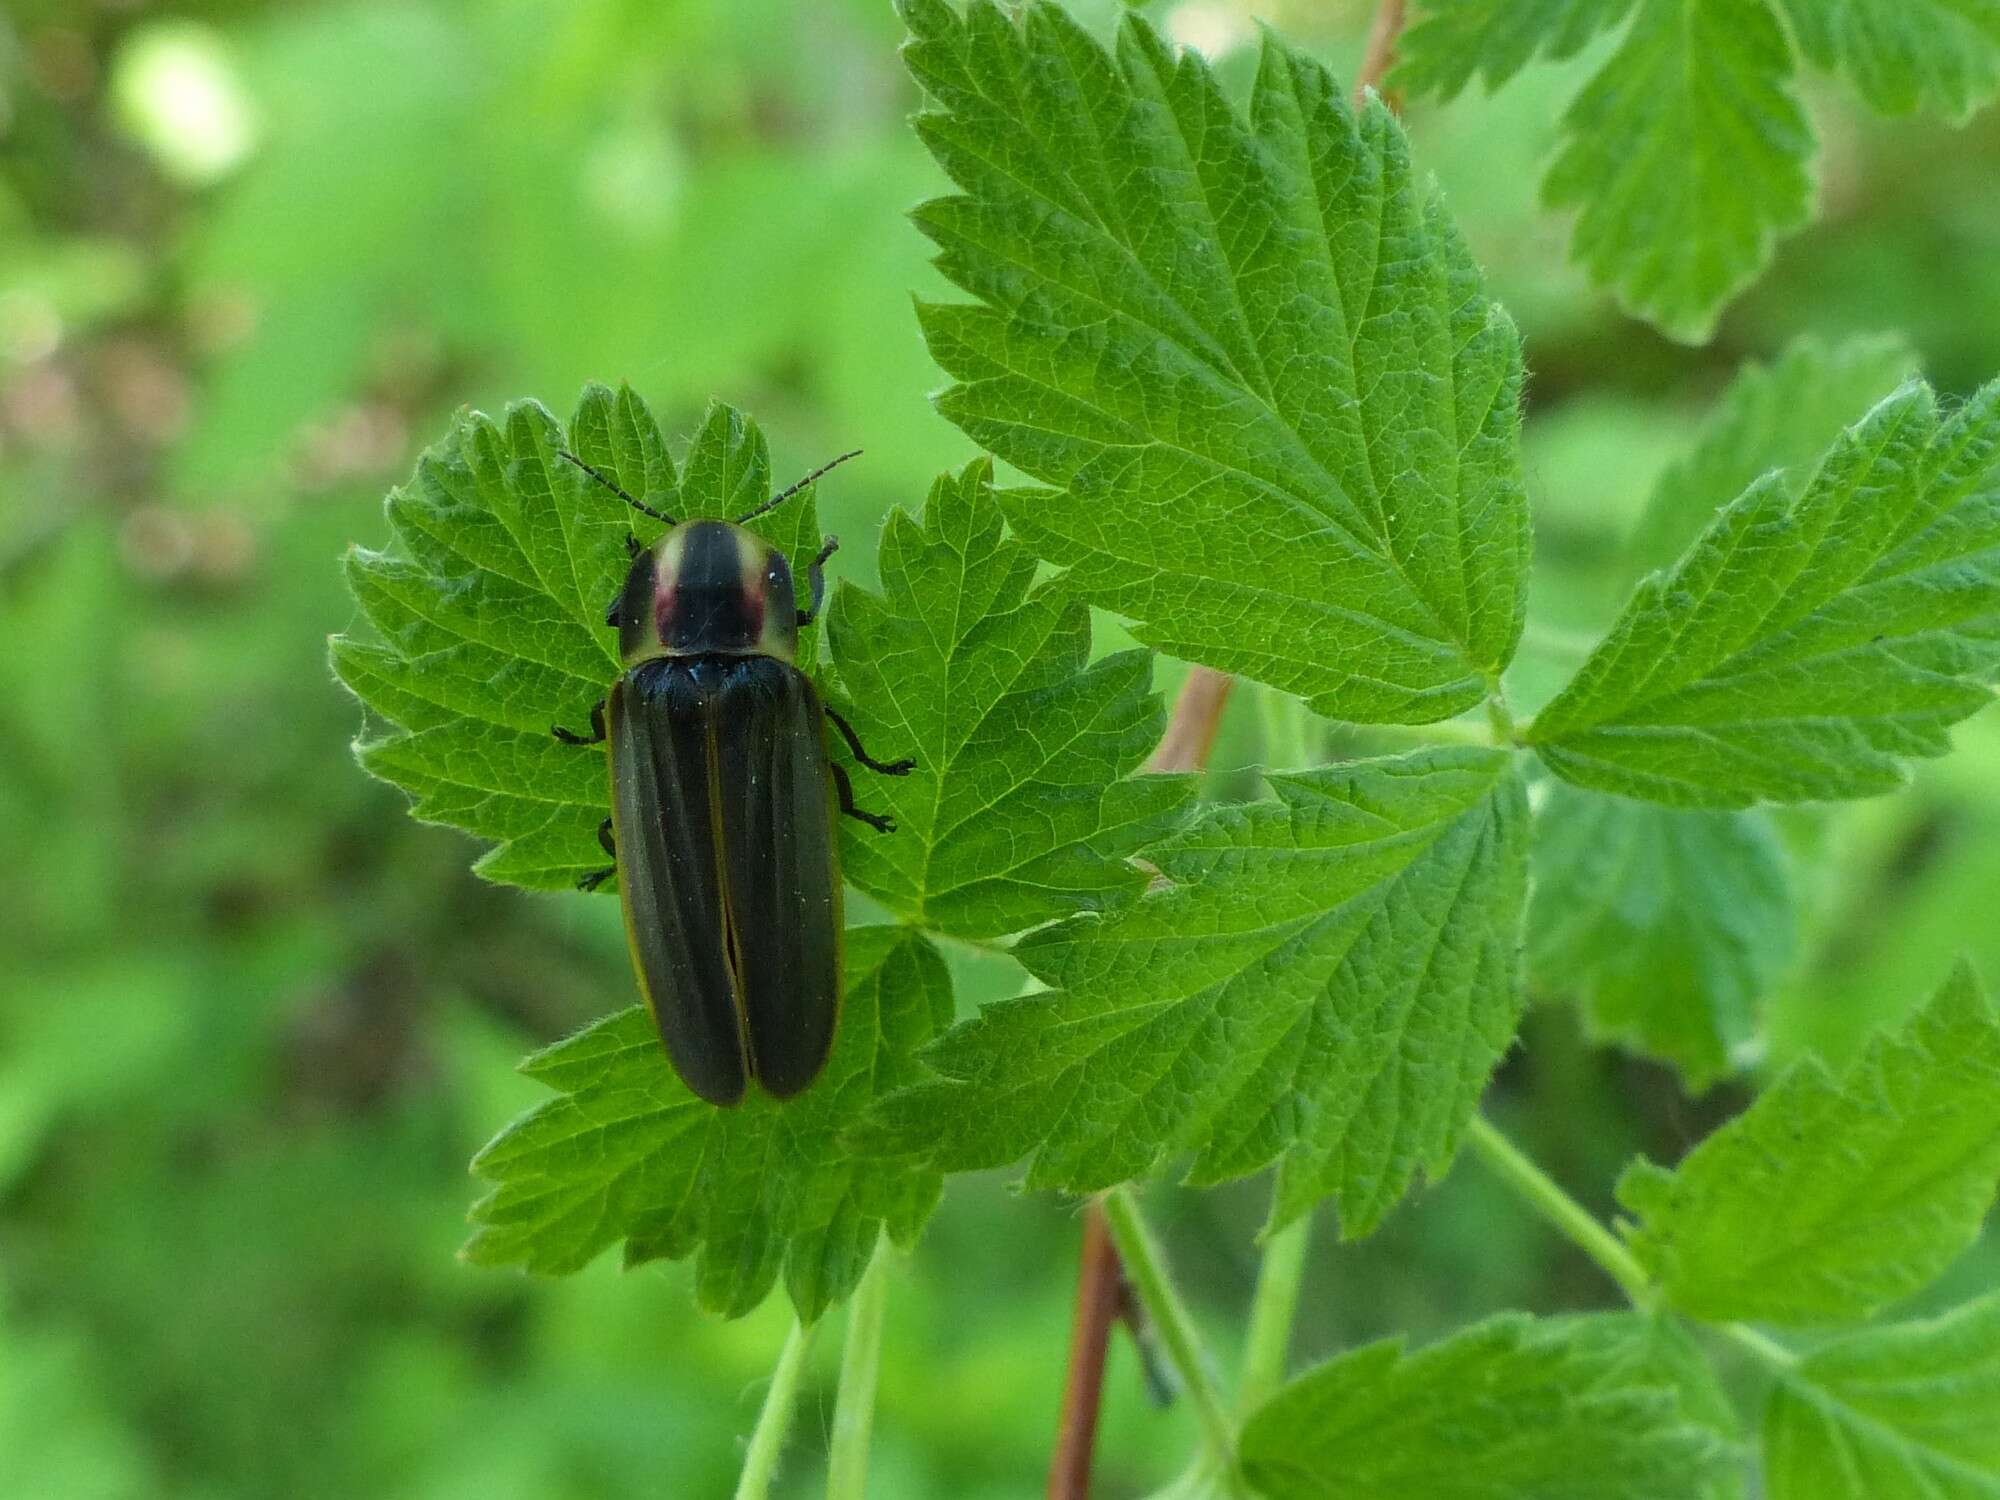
left=616, top=520, right=796, bottom=667
left=567, top=445, right=856, bottom=669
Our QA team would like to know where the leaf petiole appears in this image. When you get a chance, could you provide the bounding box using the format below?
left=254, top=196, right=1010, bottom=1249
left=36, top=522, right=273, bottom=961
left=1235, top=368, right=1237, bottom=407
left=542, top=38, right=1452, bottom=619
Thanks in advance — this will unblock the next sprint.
left=1483, top=675, right=1520, bottom=746
left=1463, top=1114, right=1655, bottom=1308
left=826, top=1235, right=893, bottom=1500
left=734, top=1316, right=817, bottom=1500
left=1237, top=1211, right=1312, bottom=1414
left=1099, top=1188, right=1249, bottom=1497
left=1718, top=1320, right=1798, bottom=1371
left=1255, top=685, right=1316, bottom=777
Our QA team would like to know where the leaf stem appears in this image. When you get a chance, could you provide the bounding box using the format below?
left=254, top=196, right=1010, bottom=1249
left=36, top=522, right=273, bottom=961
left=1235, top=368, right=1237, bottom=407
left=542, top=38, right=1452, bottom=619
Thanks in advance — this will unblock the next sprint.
left=826, top=1236, right=893, bottom=1500
left=1719, top=1321, right=1799, bottom=1370
left=1256, top=685, right=1316, bottom=774
left=1354, top=0, right=1409, bottom=110
left=1519, top=619, right=1605, bottom=659
left=1147, top=666, right=1237, bottom=774
left=1237, top=1212, right=1312, bottom=1414
left=734, top=1317, right=816, bottom=1500
left=1364, top=717, right=1495, bottom=749
left=1463, top=1115, right=1655, bottom=1308
left=931, top=928, right=1015, bottom=962
left=1483, top=675, right=1520, bottom=747
left=1100, top=1188, right=1246, bottom=1494
left=1046, top=666, right=1244, bottom=1498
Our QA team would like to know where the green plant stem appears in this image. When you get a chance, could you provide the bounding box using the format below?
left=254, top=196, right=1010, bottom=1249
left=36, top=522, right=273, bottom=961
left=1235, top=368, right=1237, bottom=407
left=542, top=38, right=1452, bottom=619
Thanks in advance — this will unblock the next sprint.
left=1100, top=1188, right=1246, bottom=1494
left=1256, top=684, right=1315, bottom=772
left=1237, top=1212, right=1312, bottom=1414
left=1720, top=1320, right=1799, bottom=1370
left=1139, top=1464, right=1224, bottom=1500
left=1464, top=1115, right=1654, bottom=1308
left=826, top=1237, right=892, bottom=1500
left=1365, top=718, right=1495, bottom=748
left=1483, top=675, right=1520, bottom=746
left=1519, top=619, right=1605, bottom=659
left=735, top=1317, right=816, bottom=1500
left=934, top=929, right=1014, bottom=963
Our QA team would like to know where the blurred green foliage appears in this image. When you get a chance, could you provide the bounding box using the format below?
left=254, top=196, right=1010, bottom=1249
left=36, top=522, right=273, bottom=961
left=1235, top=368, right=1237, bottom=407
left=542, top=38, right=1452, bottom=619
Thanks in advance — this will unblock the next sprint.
left=3, top=0, right=1998, bottom=1494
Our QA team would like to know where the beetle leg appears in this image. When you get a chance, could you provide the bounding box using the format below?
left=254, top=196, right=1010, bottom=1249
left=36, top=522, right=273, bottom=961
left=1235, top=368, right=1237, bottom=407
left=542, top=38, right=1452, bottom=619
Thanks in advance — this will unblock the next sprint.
left=603, top=538, right=642, bottom=628
left=575, top=820, right=618, bottom=891
left=824, top=705, right=914, bottom=776
left=553, top=699, right=607, bottom=745
left=830, top=762, right=896, bottom=833
left=795, top=535, right=840, bottom=627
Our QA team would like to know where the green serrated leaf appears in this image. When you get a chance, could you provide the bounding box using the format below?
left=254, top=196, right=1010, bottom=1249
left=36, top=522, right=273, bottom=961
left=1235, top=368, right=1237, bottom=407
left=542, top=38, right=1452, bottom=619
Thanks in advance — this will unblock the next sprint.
left=1618, top=962, right=2000, bottom=1326
left=1773, top=0, right=2000, bottom=121
left=331, top=384, right=830, bottom=888
left=826, top=461, right=1191, bottom=939
left=1240, top=1312, right=1735, bottom=1500
left=1543, top=0, right=1812, bottom=343
left=1528, top=782, right=1795, bottom=1087
left=1527, top=380, right=2000, bottom=807
left=1765, top=1292, right=2000, bottom=1499
left=464, top=927, right=951, bottom=1322
left=900, top=0, right=1529, bottom=723
left=1557, top=1313, right=1747, bottom=1500
left=1627, top=333, right=1920, bottom=579
left=868, top=747, right=1528, bottom=1235
left=1395, top=0, right=1638, bottom=100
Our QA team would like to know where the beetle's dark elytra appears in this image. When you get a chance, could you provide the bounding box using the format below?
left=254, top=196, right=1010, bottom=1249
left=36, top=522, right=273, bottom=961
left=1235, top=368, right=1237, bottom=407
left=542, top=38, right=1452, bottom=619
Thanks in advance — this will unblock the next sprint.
left=610, top=655, right=841, bottom=1104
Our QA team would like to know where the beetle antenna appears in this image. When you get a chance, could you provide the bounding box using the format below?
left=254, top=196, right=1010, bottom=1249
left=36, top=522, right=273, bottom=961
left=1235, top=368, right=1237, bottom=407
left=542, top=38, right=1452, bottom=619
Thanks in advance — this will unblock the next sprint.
left=558, top=450, right=676, bottom=526
left=734, top=449, right=862, bottom=525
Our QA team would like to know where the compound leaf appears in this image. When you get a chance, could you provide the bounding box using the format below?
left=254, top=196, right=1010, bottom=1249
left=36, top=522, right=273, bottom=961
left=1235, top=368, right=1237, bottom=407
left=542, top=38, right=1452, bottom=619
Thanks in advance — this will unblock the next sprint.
left=868, top=747, right=1528, bottom=1236
left=1241, top=1312, right=1735, bottom=1500
left=1627, top=333, right=1920, bottom=579
left=337, top=389, right=975, bottom=1318
left=1773, top=0, right=2000, bottom=121
left=1564, top=1313, right=1748, bottom=1500
left=1543, top=0, right=1812, bottom=343
left=1405, top=0, right=2000, bottom=340
left=465, top=927, right=952, bottom=1322
left=1527, top=380, right=2000, bottom=807
left=1529, top=782, right=1795, bottom=1087
left=1396, top=0, right=1638, bottom=100
left=1619, top=963, right=2000, bottom=1326
left=1765, top=1292, right=2000, bottom=1499
left=902, top=0, right=1529, bottom=724
left=826, top=460, right=1191, bottom=939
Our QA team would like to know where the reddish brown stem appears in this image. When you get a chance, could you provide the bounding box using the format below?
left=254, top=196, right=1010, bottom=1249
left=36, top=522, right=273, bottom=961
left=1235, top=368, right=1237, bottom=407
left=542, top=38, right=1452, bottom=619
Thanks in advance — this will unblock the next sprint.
left=1354, top=0, right=1408, bottom=112
left=1048, top=1202, right=1123, bottom=1500
left=1046, top=669, right=1234, bottom=1500
left=1146, top=667, right=1236, bottom=775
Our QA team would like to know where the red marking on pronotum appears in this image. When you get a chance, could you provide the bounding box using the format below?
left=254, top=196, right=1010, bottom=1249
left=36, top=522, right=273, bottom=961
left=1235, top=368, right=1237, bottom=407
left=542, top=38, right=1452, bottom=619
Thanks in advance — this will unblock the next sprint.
left=652, top=580, right=679, bottom=642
